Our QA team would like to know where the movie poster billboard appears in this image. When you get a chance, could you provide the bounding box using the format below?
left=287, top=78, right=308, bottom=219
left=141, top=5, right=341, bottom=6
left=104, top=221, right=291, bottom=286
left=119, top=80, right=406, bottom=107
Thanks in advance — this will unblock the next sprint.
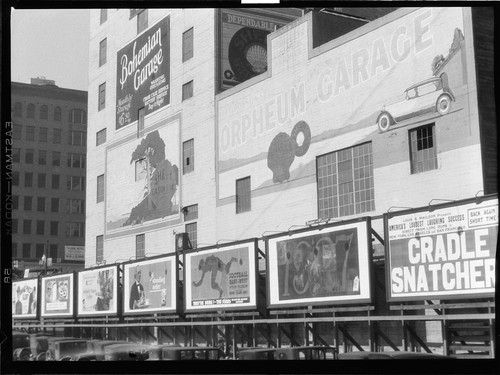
left=123, top=255, right=177, bottom=315
left=77, top=265, right=118, bottom=316
left=184, top=239, right=258, bottom=312
left=40, top=273, right=74, bottom=318
left=12, top=278, right=39, bottom=319
left=385, top=195, right=497, bottom=301
left=266, top=219, right=372, bottom=308
left=116, top=15, right=170, bottom=129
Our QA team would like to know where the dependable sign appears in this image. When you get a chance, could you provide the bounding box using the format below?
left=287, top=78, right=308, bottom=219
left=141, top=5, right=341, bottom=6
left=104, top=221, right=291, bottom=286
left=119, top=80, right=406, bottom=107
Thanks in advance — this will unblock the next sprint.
left=385, top=196, right=497, bottom=301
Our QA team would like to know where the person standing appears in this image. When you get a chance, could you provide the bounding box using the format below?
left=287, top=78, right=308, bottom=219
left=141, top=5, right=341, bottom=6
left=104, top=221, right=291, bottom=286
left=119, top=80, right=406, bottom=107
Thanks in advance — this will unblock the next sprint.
left=130, top=270, right=145, bottom=309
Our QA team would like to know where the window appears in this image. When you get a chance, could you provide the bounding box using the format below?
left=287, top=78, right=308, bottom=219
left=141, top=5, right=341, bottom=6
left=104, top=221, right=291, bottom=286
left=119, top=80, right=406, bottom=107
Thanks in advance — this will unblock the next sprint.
left=410, top=124, right=437, bottom=174
left=52, top=151, right=61, bottom=166
left=13, top=124, right=22, bottom=139
left=51, top=197, right=59, bottom=213
left=98, top=82, right=106, bottom=111
left=50, top=221, right=58, bottom=236
left=136, top=234, right=145, bottom=259
left=38, top=173, right=46, bottom=188
left=183, top=28, right=194, bottom=62
left=137, top=107, right=145, bottom=138
left=54, top=106, right=62, bottom=121
left=24, top=172, right=33, bottom=188
left=12, top=171, right=20, bottom=186
left=100, top=9, right=107, bottom=24
left=52, top=174, right=60, bottom=189
left=66, top=222, right=84, bottom=237
left=185, top=222, right=197, bottom=249
left=38, top=150, right=47, bottom=165
left=182, top=81, right=193, bottom=101
left=36, top=221, right=45, bottom=235
left=53, top=128, right=62, bottom=143
left=23, top=219, right=32, bottom=235
left=135, top=158, right=147, bottom=181
left=13, top=148, right=20, bottom=163
left=99, top=38, right=107, bottom=66
left=40, top=105, right=48, bottom=120
left=49, top=244, right=58, bottom=259
left=69, top=109, right=87, bottom=124
left=13, top=195, right=19, bottom=210
left=96, top=128, right=107, bottom=146
left=183, top=139, right=194, bottom=174
left=24, top=196, right=33, bottom=211
left=22, top=244, right=31, bottom=259
left=68, top=130, right=86, bottom=146
left=36, top=244, right=44, bottom=259
left=317, top=142, right=375, bottom=219
left=13, top=243, right=18, bottom=258
left=13, top=220, right=18, bottom=234
left=137, top=10, right=148, bottom=34
left=37, top=197, right=46, bottom=212
left=26, top=126, right=35, bottom=141
left=67, top=176, right=85, bottom=191
left=27, top=104, right=35, bottom=118
left=183, top=204, right=198, bottom=221
left=96, top=235, right=104, bottom=263
left=39, top=127, right=48, bottom=142
left=236, top=176, right=251, bottom=214
left=14, top=102, right=22, bottom=117
left=25, top=149, right=34, bottom=164
left=67, top=199, right=85, bottom=214
left=68, top=153, right=86, bottom=169
left=97, top=174, right=104, bottom=203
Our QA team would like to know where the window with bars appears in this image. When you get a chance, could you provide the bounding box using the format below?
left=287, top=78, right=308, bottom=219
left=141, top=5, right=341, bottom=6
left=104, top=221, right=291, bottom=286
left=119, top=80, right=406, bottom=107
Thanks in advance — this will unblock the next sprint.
left=98, top=82, right=106, bottom=111
left=137, top=107, right=145, bottom=138
left=99, top=38, right=107, bottom=67
left=236, top=176, right=251, bottom=214
left=97, top=175, right=104, bottom=203
left=409, top=124, right=437, bottom=174
left=182, top=81, right=193, bottom=101
left=40, top=105, right=48, bottom=120
left=183, top=28, right=194, bottom=62
left=185, top=222, right=197, bottom=249
left=96, top=128, right=107, bottom=146
left=183, top=204, right=198, bottom=221
left=26, top=126, right=35, bottom=141
left=137, top=10, right=148, bottom=34
left=96, top=235, right=104, bottom=263
left=317, top=142, right=375, bottom=219
left=136, top=234, right=145, bottom=259
left=39, top=127, right=48, bottom=142
left=183, top=139, right=194, bottom=174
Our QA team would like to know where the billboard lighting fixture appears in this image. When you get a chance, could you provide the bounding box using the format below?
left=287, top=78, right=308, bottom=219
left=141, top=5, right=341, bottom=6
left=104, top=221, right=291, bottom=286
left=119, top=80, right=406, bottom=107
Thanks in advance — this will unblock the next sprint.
left=387, top=206, right=413, bottom=212
left=475, top=190, right=485, bottom=204
left=428, top=198, right=455, bottom=212
left=145, top=252, right=164, bottom=257
left=114, top=259, right=130, bottom=263
left=261, top=231, right=283, bottom=237
left=215, top=239, right=238, bottom=248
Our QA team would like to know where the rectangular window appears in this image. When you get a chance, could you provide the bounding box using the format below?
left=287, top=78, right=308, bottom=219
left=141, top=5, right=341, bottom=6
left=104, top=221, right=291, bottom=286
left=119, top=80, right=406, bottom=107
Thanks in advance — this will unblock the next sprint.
left=183, top=139, right=194, bottom=174
left=137, top=10, right=148, bottom=34
left=67, top=199, right=85, bottom=214
left=13, top=195, right=19, bottom=210
left=37, top=197, right=45, bottom=212
left=410, top=124, right=438, bottom=174
left=13, top=171, right=20, bottom=186
left=39, top=127, right=48, bottom=142
left=182, top=81, right=193, bottom=101
left=135, top=159, right=147, bottom=181
left=36, top=221, right=45, bottom=235
left=14, top=102, right=22, bottom=117
left=24, top=196, right=32, bottom=211
left=26, top=126, right=35, bottom=141
left=68, top=130, right=86, bottom=146
left=13, top=124, right=22, bottom=139
left=49, top=244, right=58, bottom=259
left=38, top=173, right=46, bottom=188
left=137, top=107, right=145, bottom=138
left=40, top=106, right=48, bottom=120
left=236, top=176, right=251, bottom=214
left=99, top=38, right=107, bottom=66
left=96, top=235, right=104, bottom=263
left=136, top=234, right=145, bottom=259
left=24, top=172, right=33, bottom=188
left=183, top=204, right=198, bottom=221
left=96, top=128, right=107, bottom=146
left=67, top=153, right=86, bottom=169
left=67, top=176, right=85, bottom=191
left=52, top=174, right=60, bottom=189
left=13, top=148, right=20, bottom=163
left=185, top=222, right=197, bottom=249
left=22, top=244, right=31, bottom=259
left=13, top=219, right=18, bottom=234
left=317, top=142, right=375, bottom=219
left=66, top=222, right=84, bottom=238
left=182, top=28, right=194, bottom=62
left=54, top=108, right=62, bottom=121
left=52, top=151, right=61, bottom=166
left=36, top=244, right=45, bottom=259
left=53, top=128, right=62, bottom=144
left=100, top=9, right=107, bottom=24
left=98, top=82, right=106, bottom=111
left=23, top=219, right=32, bottom=235
left=50, top=221, right=58, bottom=236
left=38, top=150, right=47, bottom=165
left=97, top=174, right=104, bottom=203
left=51, top=197, right=59, bottom=213
left=25, top=149, right=34, bottom=164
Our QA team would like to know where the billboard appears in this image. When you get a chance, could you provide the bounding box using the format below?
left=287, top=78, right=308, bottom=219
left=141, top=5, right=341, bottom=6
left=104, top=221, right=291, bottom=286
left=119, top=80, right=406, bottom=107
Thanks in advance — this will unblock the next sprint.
left=77, top=265, right=118, bottom=316
left=116, top=15, right=170, bottom=129
left=64, top=245, right=85, bottom=261
left=40, top=273, right=74, bottom=318
left=266, top=219, right=372, bottom=308
left=123, top=255, right=177, bottom=315
left=385, top=195, right=497, bottom=301
left=12, top=278, right=39, bottom=319
left=184, top=239, right=258, bottom=312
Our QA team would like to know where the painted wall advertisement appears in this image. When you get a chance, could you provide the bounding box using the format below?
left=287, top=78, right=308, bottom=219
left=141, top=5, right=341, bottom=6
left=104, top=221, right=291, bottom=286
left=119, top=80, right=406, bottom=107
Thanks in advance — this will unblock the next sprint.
left=386, top=197, right=497, bottom=301
left=216, top=8, right=469, bottom=203
left=41, top=274, right=74, bottom=317
left=184, top=241, right=257, bottom=312
left=77, top=266, right=117, bottom=316
left=116, top=15, right=170, bottom=129
left=123, top=256, right=177, bottom=315
left=267, top=220, right=372, bottom=307
left=12, top=278, right=38, bottom=319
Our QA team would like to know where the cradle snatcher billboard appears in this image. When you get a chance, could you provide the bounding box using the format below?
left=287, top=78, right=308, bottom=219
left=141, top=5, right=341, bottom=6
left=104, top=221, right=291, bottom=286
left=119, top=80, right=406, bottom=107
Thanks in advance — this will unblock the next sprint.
left=116, top=15, right=170, bottom=129
left=77, top=265, right=119, bottom=317
left=12, top=278, right=39, bottom=319
left=40, top=273, right=74, bottom=318
left=385, top=195, right=497, bottom=301
left=266, top=218, right=372, bottom=308
left=184, top=239, right=258, bottom=312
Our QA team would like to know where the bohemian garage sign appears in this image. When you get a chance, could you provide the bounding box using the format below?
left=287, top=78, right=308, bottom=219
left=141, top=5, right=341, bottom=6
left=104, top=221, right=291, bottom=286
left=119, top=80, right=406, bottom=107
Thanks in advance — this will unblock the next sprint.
left=385, top=195, right=497, bottom=301
left=116, top=15, right=170, bottom=129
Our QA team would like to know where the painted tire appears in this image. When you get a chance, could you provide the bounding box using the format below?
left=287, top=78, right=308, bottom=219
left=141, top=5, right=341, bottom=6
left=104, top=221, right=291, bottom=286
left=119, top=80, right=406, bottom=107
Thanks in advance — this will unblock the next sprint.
left=291, top=120, right=311, bottom=157
left=377, top=112, right=392, bottom=133
left=228, top=28, right=269, bottom=82
left=436, top=94, right=452, bottom=115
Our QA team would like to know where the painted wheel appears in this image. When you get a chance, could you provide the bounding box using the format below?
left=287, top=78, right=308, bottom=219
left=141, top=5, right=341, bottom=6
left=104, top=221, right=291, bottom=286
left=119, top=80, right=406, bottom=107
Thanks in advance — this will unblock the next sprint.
left=377, top=112, right=392, bottom=133
left=436, top=94, right=452, bottom=115
left=228, top=28, right=269, bottom=82
left=291, top=121, right=311, bottom=157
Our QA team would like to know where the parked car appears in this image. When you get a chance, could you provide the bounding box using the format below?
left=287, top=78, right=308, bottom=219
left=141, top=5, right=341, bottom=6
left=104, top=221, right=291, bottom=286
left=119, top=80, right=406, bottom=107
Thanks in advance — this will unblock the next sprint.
left=161, top=346, right=225, bottom=360
left=274, top=346, right=338, bottom=360
left=45, top=337, right=89, bottom=361
left=338, top=350, right=452, bottom=360
left=29, top=334, right=51, bottom=360
left=238, top=347, right=277, bottom=360
left=13, top=331, right=30, bottom=350
left=377, top=75, right=455, bottom=132
left=71, top=340, right=129, bottom=361
left=13, top=347, right=32, bottom=361
left=104, top=343, right=150, bottom=361
left=145, top=344, right=181, bottom=360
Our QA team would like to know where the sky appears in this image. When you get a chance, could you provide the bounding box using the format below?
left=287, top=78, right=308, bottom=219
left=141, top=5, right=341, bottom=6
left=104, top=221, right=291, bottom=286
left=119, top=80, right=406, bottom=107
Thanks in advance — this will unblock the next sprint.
left=10, top=8, right=90, bottom=91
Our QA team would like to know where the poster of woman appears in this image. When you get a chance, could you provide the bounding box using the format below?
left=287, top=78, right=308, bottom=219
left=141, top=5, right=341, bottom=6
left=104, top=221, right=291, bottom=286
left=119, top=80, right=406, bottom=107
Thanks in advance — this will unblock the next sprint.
left=40, top=273, right=74, bottom=318
left=12, top=278, right=38, bottom=319
left=77, top=265, right=117, bottom=316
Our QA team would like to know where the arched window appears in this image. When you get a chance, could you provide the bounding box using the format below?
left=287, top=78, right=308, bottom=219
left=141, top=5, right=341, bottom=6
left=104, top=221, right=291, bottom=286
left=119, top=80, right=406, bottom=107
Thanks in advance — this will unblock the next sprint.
left=27, top=103, right=35, bottom=119
left=54, top=106, right=62, bottom=121
left=13, top=102, right=22, bottom=117
left=40, top=105, right=48, bottom=120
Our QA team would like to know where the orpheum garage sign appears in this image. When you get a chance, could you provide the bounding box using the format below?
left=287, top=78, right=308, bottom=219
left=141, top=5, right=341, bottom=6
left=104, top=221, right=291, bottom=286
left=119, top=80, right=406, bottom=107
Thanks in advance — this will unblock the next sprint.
left=116, top=15, right=170, bottom=129
left=385, top=195, right=497, bottom=301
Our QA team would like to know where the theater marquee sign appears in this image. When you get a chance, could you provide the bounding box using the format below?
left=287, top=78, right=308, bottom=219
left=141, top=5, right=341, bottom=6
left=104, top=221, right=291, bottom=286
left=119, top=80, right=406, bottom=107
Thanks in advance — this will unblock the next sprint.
left=385, top=196, right=497, bottom=301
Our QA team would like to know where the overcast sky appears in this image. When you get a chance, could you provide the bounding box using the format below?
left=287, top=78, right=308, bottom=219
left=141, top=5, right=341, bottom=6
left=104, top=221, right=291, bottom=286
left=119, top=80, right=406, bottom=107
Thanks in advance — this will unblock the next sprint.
left=11, top=8, right=90, bottom=91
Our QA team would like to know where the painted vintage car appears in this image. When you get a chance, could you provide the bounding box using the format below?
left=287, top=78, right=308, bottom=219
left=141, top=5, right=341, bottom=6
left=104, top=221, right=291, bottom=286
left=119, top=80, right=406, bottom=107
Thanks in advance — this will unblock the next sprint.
left=377, top=75, right=455, bottom=132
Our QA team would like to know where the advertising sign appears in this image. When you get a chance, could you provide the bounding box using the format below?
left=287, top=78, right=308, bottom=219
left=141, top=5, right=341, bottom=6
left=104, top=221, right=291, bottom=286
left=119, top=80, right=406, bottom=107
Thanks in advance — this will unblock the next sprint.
left=266, top=219, right=372, bottom=308
left=123, top=255, right=177, bottom=315
left=77, top=265, right=118, bottom=316
left=64, top=245, right=85, bottom=261
left=116, top=15, right=170, bottom=129
left=41, top=273, right=74, bottom=318
left=184, top=239, right=258, bottom=312
left=12, top=278, right=39, bottom=319
left=385, top=196, right=497, bottom=301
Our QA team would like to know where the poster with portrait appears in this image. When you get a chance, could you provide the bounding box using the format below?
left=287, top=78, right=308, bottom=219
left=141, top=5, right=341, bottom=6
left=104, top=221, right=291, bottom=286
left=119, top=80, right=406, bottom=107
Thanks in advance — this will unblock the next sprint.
left=77, top=265, right=118, bottom=316
left=12, top=278, right=39, bottom=319
left=184, top=239, right=258, bottom=312
left=266, top=219, right=372, bottom=308
left=123, top=255, right=177, bottom=315
left=40, top=273, right=74, bottom=318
